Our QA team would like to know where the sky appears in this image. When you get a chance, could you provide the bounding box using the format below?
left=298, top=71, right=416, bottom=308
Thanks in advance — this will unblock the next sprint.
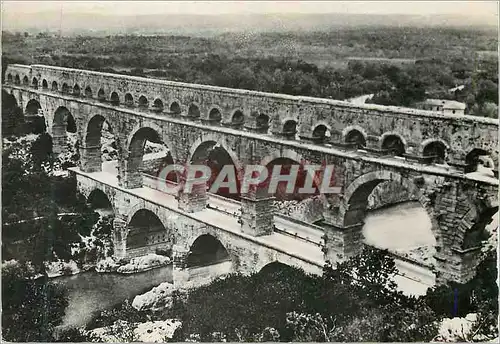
left=2, top=0, right=498, bottom=17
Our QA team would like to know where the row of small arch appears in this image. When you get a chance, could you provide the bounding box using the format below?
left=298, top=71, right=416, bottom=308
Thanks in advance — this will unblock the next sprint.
left=8, top=75, right=479, bottom=164
left=20, top=89, right=456, bottom=164
left=10, top=74, right=342, bottom=140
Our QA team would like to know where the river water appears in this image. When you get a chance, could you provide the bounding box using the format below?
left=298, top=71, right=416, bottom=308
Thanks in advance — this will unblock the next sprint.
left=53, top=265, right=172, bottom=331
left=364, top=201, right=436, bottom=251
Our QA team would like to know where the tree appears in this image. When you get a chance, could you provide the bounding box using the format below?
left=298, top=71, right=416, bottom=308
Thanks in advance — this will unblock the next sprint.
left=2, top=261, right=69, bottom=341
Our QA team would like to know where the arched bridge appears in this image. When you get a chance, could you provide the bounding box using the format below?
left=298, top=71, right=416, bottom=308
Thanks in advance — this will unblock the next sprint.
left=3, top=63, right=499, bottom=286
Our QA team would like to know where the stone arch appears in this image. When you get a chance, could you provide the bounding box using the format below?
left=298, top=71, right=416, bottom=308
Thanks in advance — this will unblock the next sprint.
left=230, top=109, right=245, bottom=127
left=260, top=148, right=305, bottom=168
left=126, top=121, right=176, bottom=160
left=22, top=75, right=29, bottom=85
left=42, top=79, right=48, bottom=89
left=380, top=132, right=406, bottom=156
left=185, top=233, right=233, bottom=268
left=14, top=74, right=20, bottom=85
left=51, top=81, right=58, bottom=91
left=25, top=99, right=46, bottom=133
left=97, top=88, right=106, bottom=102
left=260, top=148, right=321, bottom=201
left=169, top=100, right=182, bottom=115
left=84, top=86, right=93, bottom=98
left=87, top=188, right=115, bottom=213
left=343, top=125, right=367, bottom=148
left=187, top=134, right=242, bottom=171
left=125, top=208, right=175, bottom=258
left=246, top=111, right=270, bottom=133
left=465, top=148, right=494, bottom=173
left=73, top=83, right=81, bottom=96
left=421, top=139, right=449, bottom=164
left=124, top=93, right=134, bottom=107
left=110, top=91, right=120, bottom=105
left=256, top=113, right=270, bottom=132
left=208, top=106, right=222, bottom=123
left=187, top=103, right=201, bottom=119
left=52, top=106, right=78, bottom=154
left=25, top=98, right=42, bottom=116
left=83, top=114, right=119, bottom=172
left=311, top=123, right=331, bottom=143
left=62, top=82, right=70, bottom=94
left=138, top=95, right=149, bottom=109
left=257, top=260, right=293, bottom=273
left=339, top=171, right=443, bottom=272
left=280, top=117, right=298, bottom=139
left=152, top=98, right=164, bottom=113
left=124, top=123, right=176, bottom=188
left=7, top=73, right=13, bottom=83
left=340, top=170, right=438, bottom=237
left=32, top=77, right=38, bottom=89
left=188, top=135, right=242, bottom=199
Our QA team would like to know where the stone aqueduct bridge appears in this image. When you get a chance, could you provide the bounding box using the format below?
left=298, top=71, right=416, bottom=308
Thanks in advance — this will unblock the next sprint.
left=4, top=64, right=499, bottom=285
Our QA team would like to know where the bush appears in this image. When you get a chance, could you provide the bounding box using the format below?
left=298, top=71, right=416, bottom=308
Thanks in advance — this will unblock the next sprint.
left=173, top=248, right=438, bottom=342
left=2, top=262, right=69, bottom=341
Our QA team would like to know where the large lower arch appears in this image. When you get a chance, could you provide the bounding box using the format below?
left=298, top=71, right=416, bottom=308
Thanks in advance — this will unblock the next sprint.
left=260, top=149, right=321, bottom=202
left=340, top=171, right=439, bottom=279
left=186, top=234, right=231, bottom=268
left=87, top=188, right=114, bottom=214
left=123, top=124, right=175, bottom=189
left=188, top=136, right=242, bottom=200
left=52, top=106, right=78, bottom=155
left=125, top=208, right=174, bottom=258
left=341, top=171, right=427, bottom=227
left=81, top=114, right=119, bottom=173
left=25, top=99, right=46, bottom=134
left=86, top=189, right=115, bottom=256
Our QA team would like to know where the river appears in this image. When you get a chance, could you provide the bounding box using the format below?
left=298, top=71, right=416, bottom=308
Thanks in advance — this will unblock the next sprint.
left=53, top=265, right=172, bottom=331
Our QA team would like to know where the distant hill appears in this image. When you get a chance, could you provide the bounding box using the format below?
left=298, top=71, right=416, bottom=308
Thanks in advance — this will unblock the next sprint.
left=2, top=12, right=497, bottom=36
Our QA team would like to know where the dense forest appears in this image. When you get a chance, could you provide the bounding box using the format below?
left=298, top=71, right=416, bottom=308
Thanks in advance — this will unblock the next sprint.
left=2, top=26, right=498, bottom=116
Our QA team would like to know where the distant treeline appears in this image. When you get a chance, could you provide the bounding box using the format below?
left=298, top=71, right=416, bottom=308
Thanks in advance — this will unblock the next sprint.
left=2, top=26, right=497, bottom=116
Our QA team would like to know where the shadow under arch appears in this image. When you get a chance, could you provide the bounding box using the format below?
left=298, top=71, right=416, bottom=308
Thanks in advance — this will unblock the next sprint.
left=380, top=132, right=406, bottom=156
left=25, top=98, right=46, bottom=134
left=343, top=126, right=367, bottom=148
left=2, top=90, right=24, bottom=135
left=187, top=135, right=243, bottom=200
left=87, top=188, right=114, bottom=213
left=465, top=148, right=493, bottom=173
left=186, top=234, right=231, bottom=268
left=259, top=149, right=322, bottom=201
left=125, top=125, right=176, bottom=188
left=257, top=261, right=295, bottom=274
left=422, top=139, right=448, bottom=164
left=52, top=106, right=78, bottom=156
left=84, top=114, right=119, bottom=170
left=125, top=208, right=175, bottom=258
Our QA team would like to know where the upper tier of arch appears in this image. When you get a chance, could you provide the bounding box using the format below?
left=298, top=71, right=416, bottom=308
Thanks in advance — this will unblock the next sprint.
left=6, top=63, right=498, bottom=125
